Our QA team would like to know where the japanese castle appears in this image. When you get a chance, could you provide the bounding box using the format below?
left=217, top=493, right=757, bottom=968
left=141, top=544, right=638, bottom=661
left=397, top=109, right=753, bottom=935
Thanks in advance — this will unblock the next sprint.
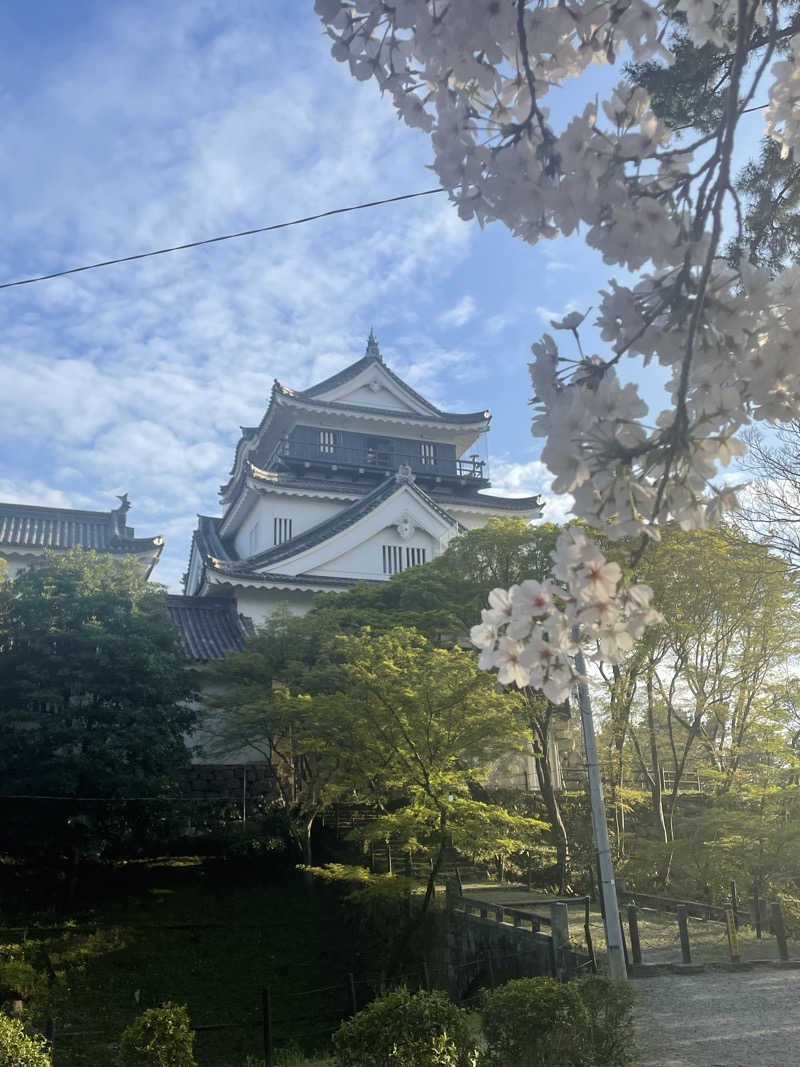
left=182, top=333, right=543, bottom=629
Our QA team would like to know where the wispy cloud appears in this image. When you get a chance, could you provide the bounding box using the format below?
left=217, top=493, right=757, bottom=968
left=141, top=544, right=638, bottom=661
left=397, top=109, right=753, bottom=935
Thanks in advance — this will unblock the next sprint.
left=0, top=4, right=480, bottom=590
left=438, top=295, right=476, bottom=328
left=486, top=457, right=575, bottom=524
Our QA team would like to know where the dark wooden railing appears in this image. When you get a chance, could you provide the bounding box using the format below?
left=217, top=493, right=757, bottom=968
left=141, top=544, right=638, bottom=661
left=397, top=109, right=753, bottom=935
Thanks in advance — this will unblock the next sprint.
left=269, top=438, right=487, bottom=481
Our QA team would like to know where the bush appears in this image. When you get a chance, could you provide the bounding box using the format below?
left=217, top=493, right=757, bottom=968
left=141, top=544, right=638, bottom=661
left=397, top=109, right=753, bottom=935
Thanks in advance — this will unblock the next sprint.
left=0, top=963, right=40, bottom=1002
left=117, top=1003, right=196, bottom=1067
left=481, top=976, right=636, bottom=1067
left=575, top=976, right=636, bottom=1067
left=0, top=1014, right=51, bottom=1067
left=481, top=977, right=587, bottom=1067
left=332, top=988, right=475, bottom=1067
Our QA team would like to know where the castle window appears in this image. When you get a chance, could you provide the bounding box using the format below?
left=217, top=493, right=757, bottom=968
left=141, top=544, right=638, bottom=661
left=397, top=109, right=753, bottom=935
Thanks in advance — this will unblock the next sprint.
left=319, top=430, right=336, bottom=454
left=274, top=517, right=293, bottom=545
left=420, top=442, right=437, bottom=466
left=248, top=521, right=260, bottom=555
left=382, top=545, right=426, bottom=574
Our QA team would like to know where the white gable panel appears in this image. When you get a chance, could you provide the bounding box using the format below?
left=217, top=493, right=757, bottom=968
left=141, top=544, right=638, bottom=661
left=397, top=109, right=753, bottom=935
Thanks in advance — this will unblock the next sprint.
left=255, top=483, right=457, bottom=578
left=314, top=365, right=435, bottom=416
left=233, top=494, right=349, bottom=559
left=307, top=525, right=440, bottom=582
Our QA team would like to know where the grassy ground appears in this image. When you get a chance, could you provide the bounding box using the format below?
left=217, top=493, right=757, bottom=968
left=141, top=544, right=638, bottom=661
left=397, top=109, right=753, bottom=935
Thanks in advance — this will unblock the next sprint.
left=0, top=857, right=347, bottom=1067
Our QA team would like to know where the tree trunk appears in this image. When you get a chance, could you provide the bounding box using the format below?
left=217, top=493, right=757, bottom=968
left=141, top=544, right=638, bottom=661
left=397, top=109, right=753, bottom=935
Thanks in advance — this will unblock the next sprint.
left=646, top=673, right=669, bottom=844
left=532, top=708, right=570, bottom=893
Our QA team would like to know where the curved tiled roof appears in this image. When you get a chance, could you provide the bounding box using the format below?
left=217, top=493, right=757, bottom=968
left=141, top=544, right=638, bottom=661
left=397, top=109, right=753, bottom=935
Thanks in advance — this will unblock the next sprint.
left=166, top=595, right=248, bottom=661
left=0, top=501, right=163, bottom=555
left=275, top=390, right=490, bottom=425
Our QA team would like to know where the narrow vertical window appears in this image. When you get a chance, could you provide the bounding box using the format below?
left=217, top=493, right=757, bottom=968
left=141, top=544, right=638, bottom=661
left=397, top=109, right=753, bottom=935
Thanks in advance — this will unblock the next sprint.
left=274, top=517, right=293, bottom=545
left=420, top=442, right=437, bottom=466
left=383, top=545, right=426, bottom=574
left=319, top=430, right=336, bottom=455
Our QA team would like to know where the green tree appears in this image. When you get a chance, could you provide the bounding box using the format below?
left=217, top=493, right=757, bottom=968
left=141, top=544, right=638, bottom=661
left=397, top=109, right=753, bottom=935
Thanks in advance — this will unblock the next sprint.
left=628, top=6, right=800, bottom=273
left=0, top=550, right=195, bottom=869
left=204, top=610, right=361, bottom=866
left=313, top=629, right=545, bottom=908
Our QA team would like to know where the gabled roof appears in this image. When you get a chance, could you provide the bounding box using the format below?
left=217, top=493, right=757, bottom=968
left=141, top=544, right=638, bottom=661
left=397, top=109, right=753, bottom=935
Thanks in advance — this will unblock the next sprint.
left=0, top=498, right=164, bottom=576
left=220, top=335, right=491, bottom=500
left=166, top=595, right=249, bottom=661
left=231, top=470, right=461, bottom=576
left=273, top=388, right=489, bottom=425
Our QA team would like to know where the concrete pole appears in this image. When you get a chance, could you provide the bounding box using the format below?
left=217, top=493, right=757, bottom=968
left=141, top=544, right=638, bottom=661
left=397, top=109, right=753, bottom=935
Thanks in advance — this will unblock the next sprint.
left=574, top=645, right=628, bottom=981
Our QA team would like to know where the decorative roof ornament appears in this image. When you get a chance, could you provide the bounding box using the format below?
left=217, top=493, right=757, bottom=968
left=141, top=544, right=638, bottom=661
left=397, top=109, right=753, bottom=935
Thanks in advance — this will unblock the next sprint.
left=396, top=513, right=416, bottom=540
left=365, top=328, right=382, bottom=361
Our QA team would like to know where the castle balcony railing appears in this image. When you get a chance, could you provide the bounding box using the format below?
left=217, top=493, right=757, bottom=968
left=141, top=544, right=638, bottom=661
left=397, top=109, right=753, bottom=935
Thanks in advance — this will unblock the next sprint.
left=268, top=438, right=489, bottom=485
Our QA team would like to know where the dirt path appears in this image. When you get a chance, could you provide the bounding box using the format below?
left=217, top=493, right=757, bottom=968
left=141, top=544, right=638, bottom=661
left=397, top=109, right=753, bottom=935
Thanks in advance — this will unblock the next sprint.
left=634, top=969, right=800, bottom=1067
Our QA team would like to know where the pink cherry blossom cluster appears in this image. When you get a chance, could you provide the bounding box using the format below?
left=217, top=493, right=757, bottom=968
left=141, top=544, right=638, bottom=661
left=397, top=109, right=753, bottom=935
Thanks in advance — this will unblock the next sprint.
left=316, top=0, right=796, bottom=689
left=470, top=529, right=662, bottom=702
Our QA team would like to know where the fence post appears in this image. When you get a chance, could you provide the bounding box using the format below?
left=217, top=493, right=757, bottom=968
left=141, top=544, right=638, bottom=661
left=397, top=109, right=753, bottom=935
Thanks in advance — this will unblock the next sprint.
left=584, top=897, right=597, bottom=974
left=725, top=907, right=741, bottom=963
left=348, top=973, right=358, bottom=1014
left=730, top=880, right=739, bottom=930
left=387, top=841, right=393, bottom=876
left=753, top=884, right=762, bottom=939
left=627, top=905, right=642, bottom=966
left=771, top=902, right=789, bottom=962
left=550, top=902, right=569, bottom=980
left=262, top=988, right=273, bottom=1067
left=676, top=905, right=692, bottom=964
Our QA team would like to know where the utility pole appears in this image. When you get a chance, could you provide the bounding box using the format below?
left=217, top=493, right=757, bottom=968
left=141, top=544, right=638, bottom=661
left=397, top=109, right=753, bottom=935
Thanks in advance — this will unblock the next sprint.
left=574, top=646, right=628, bottom=981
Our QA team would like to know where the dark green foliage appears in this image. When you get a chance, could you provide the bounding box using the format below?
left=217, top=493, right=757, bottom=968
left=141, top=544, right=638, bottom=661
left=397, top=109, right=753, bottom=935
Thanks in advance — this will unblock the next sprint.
left=481, top=977, right=586, bottom=1067
left=575, top=976, right=637, bottom=1067
left=332, top=988, right=475, bottom=1067
left=0, top=1015, right=51, bottom=1067
left=627, top=6, right=800, bottom=273
left=116, top=1003, right=196, bottom=1067
left=0, top=550, right=196, bottom=859
left=481, top=975, right=635, bottom=1067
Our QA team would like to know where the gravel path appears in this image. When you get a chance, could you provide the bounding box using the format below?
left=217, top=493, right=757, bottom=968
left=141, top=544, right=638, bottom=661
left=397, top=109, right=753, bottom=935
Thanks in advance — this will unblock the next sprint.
left=634, top=969, right=800, bottom=1066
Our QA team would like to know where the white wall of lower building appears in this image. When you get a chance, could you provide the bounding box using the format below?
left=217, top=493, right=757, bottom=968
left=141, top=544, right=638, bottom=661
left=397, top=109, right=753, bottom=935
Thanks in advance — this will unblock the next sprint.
left=232, top=585, right=315, bottom=627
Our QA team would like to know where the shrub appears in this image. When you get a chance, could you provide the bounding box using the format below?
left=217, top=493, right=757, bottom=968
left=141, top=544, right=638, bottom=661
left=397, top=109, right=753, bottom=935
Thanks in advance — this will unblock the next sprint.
left=575, top=976, right=636, bottom=1067
left=332, top=988, right=475, bottom=1067
left=117, top=1003, right=196, bottom=1067
left=481, top=977, right=587, bottom=1067
left=0, top=1014, right=51, bottom=1067
left=0, top=963, right=40, bottom=1002
left=481, top=976, right=636, bottom=1067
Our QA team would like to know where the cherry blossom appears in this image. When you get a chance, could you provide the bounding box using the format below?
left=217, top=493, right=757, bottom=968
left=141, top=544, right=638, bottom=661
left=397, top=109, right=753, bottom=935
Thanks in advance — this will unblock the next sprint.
left=316, top=0, right=795, bottom=699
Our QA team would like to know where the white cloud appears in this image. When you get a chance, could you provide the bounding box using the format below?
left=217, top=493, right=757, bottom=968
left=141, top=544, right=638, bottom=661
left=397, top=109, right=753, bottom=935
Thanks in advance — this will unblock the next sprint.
left=438, top=295, right=476, bottom=328
left=535, top=301, right=581, bottom=326
left=486, top=457, right=575, bottom=524
left=0, top=4, right=481, bottom=591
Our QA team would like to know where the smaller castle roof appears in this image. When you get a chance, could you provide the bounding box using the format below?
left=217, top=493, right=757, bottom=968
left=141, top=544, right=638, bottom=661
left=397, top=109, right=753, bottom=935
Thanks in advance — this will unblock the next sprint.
left=0, top=498, right=164, bottom=576
left=166, top=595, right=248, bottom=661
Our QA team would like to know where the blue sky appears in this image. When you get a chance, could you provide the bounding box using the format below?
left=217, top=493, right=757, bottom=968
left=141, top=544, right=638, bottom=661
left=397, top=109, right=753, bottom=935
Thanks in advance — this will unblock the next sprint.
left=0, top=2, right=762, bottom=589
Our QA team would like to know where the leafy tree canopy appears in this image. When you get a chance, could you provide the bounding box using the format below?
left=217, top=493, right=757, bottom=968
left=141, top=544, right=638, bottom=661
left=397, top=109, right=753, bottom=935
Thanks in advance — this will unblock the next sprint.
left=0, top=550, right=196, bottom=857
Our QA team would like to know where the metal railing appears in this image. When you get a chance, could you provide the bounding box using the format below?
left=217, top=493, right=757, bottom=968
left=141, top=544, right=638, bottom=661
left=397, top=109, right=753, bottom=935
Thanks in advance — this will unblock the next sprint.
left=270, top=438, right=487, bottom=481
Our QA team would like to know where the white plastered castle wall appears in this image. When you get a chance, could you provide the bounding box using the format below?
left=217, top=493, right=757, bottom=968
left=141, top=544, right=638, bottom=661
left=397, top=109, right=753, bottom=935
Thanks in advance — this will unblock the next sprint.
left=232, top=585, right=315, bottom=627
left=307, top=524, right=440, bottom=582
left=233, top=493, right=348, bottom=559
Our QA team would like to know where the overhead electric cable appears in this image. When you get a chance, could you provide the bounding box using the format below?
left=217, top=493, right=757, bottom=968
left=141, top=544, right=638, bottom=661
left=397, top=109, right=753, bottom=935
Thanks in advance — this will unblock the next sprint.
left=0, top=187, right=446, bottom=291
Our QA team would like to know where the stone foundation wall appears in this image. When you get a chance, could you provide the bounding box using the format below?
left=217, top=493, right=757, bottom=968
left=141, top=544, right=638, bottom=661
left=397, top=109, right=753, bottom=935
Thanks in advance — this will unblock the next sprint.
left=174, top=762, right=275, bottom=802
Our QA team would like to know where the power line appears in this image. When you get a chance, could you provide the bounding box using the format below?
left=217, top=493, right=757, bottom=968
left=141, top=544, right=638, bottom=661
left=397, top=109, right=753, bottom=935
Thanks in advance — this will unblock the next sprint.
left=0, top=187, right=446, bottom=291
